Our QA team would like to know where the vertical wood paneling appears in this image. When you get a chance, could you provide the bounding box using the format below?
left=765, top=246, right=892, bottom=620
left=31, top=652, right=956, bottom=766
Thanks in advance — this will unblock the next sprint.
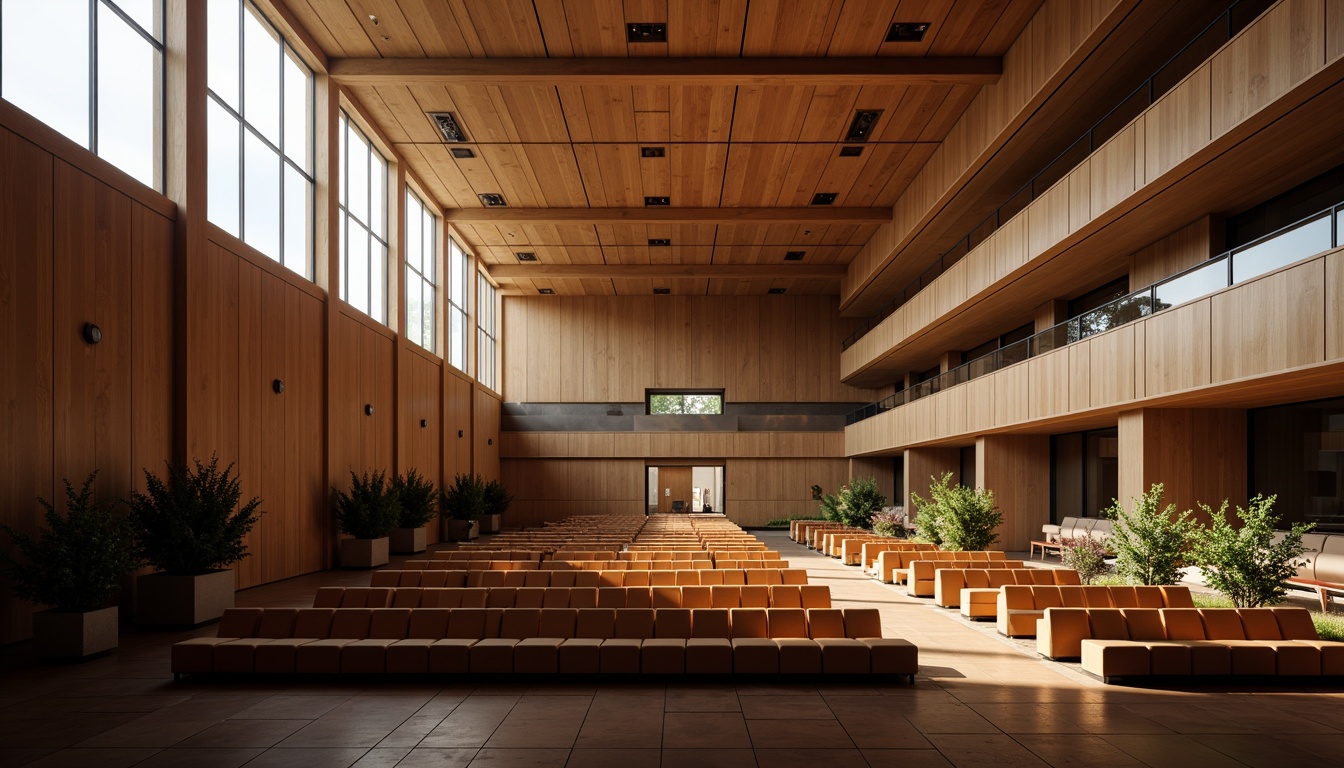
left=1210, top=260, right=1325, bottom=382
left=1140, top=299, right=1211, bottom=396
left=1327, top=249, right=1344, bottom=361
left=1211, top=0, right=1325, bottom=138
left=1117, top=408, right=1247, bottom=524
left=1144, top=65, right=1211, bottom=182
left=976, top=434, right=1050, bottom=551
left=474, top=385, right=501, bottom=480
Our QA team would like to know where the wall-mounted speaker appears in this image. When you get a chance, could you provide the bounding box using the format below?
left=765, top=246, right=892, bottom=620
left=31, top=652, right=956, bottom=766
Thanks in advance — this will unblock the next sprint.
left=82, top=323, right=102, bottom=345
left=365, top=404, right=374, bottom=416
left=273, top=379, right=285, bottom=394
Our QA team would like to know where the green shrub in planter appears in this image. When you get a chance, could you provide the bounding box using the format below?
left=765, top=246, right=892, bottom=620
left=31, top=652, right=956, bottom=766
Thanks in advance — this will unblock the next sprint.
left=484, top=479, right=514, bottom=520
left=391, top=469, right=438, bottom=529
left=836, top=477, right=886, bottom=529
left=442, top=473, right=487, bottom=523
left=1105, top=483, right=1198, bottom=586
left=1, top=473, right=140, bottom=612
left=1192, top=494, right=1312, bottom=607
left=129, top=456, right=262, bottom=575
left=333, top=470, right=400, bottom=540
left=871, top=508, right=907, bottom=538
left=910, top=473, right=1003, bottom=551
left=1060, top=535, right=1110, bottom=584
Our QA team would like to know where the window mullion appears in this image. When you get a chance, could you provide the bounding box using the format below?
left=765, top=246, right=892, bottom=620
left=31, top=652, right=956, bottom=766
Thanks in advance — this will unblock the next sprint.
left=88, top=0, right=98, bottom=154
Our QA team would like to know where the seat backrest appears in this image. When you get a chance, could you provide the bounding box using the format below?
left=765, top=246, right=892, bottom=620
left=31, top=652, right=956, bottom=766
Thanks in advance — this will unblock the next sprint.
left=523, top=571, right=548, bottom=587
left=501, top=571, right=527, bottom=587
left=486, top=587, right=517, bottom=608
left=368, top=608, right=411, bottom=639
left=370, top=572, right=399, bottom=588
left=390, top=588, right=423, bottom=608
left=541, top=587, right=568, bottom=608
left=413, top=571, right=442, bottom=588
left=843, top=608, right=882, bottom=638
left=655, top=608, right=692, bottom=638
left=766, top=608, right=809, bottom=638
left=963, top=571, right=989, bottom=589
left=1238, top=608, right=1283, bottom=640
left=681, top=586, right=712, bottom=609
left=1034, top=587, right=1065, bottom=609
left=720, top=569, right=747, bottom=586
left=499, top=608, right=541, bottom=639
left=1108, top=587, right=1138, bottom=608
left=342, top=588, right=375, bottom=607
left=1160, top=586, right=1194, bottom=608
left=406, top=608, right=450, bottom=639
left=674, top=570, right=699, bottom=585
left=614, top=608, right=656, bottom=639
left=730, top=608, right=769, bottom=639
left=1272, top=607, right=1319, bottom=640
left=739, top=585, right=771, bottom=608
left=573, top=571, right=600, bottom=587
left=983, top=570, right=1012, bottom=588
left=597, top=571, right=623, bottom=588
left=625, top=571, right=651, bottom=586
left=550, top=571, right=576, bottom=588
left=329, top=608, right=374, bottom=639
left=457, top=588, right=487, bottom=608
left=625, top=587, right=653, bottom=609
left=292, top=608, right=335, bottom=638
left=799, top=585, right=831, bottom=609
left=746, top=569, right=782, bottom=586
left=568, top=587, right=598, bottom=609
left=1058, top=586, right=1087, bottom=607
left=515, top=588, right=545, bottom=608
left=806, top=608, right=847, bottom=638
left=1081, top=587, right=1114, bottom=608
left=313, top=587, right=344, bottom=608
left=699, top=569, right=725, bottom=585
left=575, top=608, right=615, bottom=639
left=649, top=570, right=677, bottom=586
left=690, top=608, right=730, bottom=638
left=1199, top=609, right=1246, bottom=640
left=1087, top=609, right=1128, bottom=640
left=652, top=586, right=681, bottom=609
left=254, top=608, right=298, bottom=638
left=781, top=569, right=808, bottom=585
left=1120, top=608, right=1166, bottom=641
left=769, top=585, right=802, bottom=609
left=711, top=585, right=740, bottom=609
left=1159, top=608, right=1206, bottom=640
left=1131, top=586, right=1164, bottom=609
left=478, top=571, right=506, bottom=587
left=538, top=608, right=577, bottom=638
left=446, top=608, right=488, bottom=639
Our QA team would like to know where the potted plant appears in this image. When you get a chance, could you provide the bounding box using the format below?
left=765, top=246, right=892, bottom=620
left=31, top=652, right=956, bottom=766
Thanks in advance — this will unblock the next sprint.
left=481, top=479, right=513, bottom=535
left=441, top=473, right=486, bottom=541
left=127, top=456, right=262, bottom=626
left=1, top=473, right=141, bottom=658
left=390, top=468, right=437, bottom=554
left=332, top=470, right=400, bottom=568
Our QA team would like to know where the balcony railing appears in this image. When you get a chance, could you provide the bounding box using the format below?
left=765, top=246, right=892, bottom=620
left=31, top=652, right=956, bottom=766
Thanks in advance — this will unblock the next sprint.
left=845, top=203, right=1344, bottom=426
left=842, top=0, right=1273, bottom=352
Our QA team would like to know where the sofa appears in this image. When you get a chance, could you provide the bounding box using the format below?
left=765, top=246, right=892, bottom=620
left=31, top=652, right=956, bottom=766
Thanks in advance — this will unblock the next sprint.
left=313, top=584, right=833, bottom=610
left=997, top=584, right=1193, bottom=638
left=874, top=550, right=1007, bottom=584
left=904, top=560, right=1026, bottom=598
left=1283, top=531, right=1344, bottom=612
left=369, top=567, right=809, bottom=589
left=928, top=567, right=1080, bottom=612
left=1040, top=516, right=1114, bottom=544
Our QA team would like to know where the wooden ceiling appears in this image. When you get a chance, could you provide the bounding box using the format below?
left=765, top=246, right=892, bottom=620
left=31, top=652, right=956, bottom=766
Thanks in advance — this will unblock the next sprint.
left=289, top=0, right=1044, bottom=295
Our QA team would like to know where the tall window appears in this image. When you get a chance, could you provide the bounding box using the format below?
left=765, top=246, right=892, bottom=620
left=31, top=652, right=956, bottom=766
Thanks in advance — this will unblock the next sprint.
left=338, top=112, right=388, bottom=322
left=647, top=391, right=725, bottom=415
left=447, top=238, right=470, bottom=372
left=477, top=273, right=498, bottom=391
left=207, top=0, right=313, bottom=276
left=1, top=0, right=164, bottom=189
left=405, top=189, right=437, bottom=352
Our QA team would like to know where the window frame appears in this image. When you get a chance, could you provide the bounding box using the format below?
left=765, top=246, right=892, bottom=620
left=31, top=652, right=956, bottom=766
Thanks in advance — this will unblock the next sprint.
left=404, top=185, right=438, bottom=354
left=337, top=108, right=390, bottom=323
left=476, top=271, right=498, bottom=391
left=646, top=390, right=726, bottom=416
left=446, top=237, right=470, bottom=373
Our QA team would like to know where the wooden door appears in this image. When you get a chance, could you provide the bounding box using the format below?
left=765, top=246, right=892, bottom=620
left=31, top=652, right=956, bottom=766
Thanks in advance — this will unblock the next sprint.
left=656, top=466, right=693, bottom=513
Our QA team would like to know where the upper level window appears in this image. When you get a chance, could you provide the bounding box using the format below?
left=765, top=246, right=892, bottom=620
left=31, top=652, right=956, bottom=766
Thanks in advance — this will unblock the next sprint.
left=1, top=0, right=164, bottom=189
left=338, top=111, right=388, bottom=322
left=447, top=238, right=469, bottom=372
left=647, top=391, right=724, bottom=415
left=207, top=0, right=313, bottom=276
left=477, top=273, right=498, bottom=391
left=405, top=188, right=437, bottom=353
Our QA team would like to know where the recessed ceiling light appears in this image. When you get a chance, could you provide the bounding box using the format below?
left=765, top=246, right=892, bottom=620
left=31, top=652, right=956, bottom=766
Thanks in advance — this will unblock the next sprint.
left=644, top=196, right=670, bottom=206
left=640, top=147, right=666, bottom=158
left=479, top=193, right=507, bottom=207
left=811, top=193, right=837, bottom=206
left=653, top=287, right=671, bottom=294
left=627, top=23, right=667, bottom=43
left=538, top=288, right=555, bottom=295
left=839, top=146, right=864, bottom=157
left=886, top=22, right=930, bottom=42
left=768, top=288, right=787, bottom=294
left=450, top=147, right=475, bottom=159
left=648, top=238, right=671, bottom=246
left=784, top=251, right=805, bottom=261
left=515, top=252, right=537, bottom=262
left=427, top=112, right=467, bottom=142
left=845, top=110, right=883, bottom=142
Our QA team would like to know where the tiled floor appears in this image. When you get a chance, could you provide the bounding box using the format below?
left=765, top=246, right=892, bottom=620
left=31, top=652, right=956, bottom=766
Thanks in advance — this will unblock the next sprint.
left=2, top=531, right=1342, bottom=768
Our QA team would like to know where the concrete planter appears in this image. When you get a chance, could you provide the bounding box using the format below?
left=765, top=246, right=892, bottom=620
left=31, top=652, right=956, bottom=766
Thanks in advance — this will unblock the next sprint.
left=33, top=607, right=119, bottom=658
left=389, top=527, right=427, bottom=554
left=137, top=569, right=235, bottom=626
left=445, top=519, right=478, bottom=541
left=341, top=537, right=390, bottom=568
left=481, top=513, right=502, bottom=535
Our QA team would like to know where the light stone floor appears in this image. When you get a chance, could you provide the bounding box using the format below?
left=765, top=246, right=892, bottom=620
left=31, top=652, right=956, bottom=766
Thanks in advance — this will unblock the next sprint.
left=2, top=530, right=1343, bottom=768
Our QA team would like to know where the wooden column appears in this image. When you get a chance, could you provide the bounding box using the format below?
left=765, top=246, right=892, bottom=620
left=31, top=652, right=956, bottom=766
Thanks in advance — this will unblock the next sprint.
left=904, top=447, right=960, bottom=509
left=850, top=457, right=896, bottom=506
left=976, top=434, right=1050, bottom=552
left=1117, top=408, right=1247, bottom=525
left=1034, top=299, right=1068, bottom=333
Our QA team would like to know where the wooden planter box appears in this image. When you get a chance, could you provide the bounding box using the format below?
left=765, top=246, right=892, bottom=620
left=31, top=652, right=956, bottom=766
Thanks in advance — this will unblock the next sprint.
left=340, top=537, right=390, bottom=568
left=33, top=607, right=119, bottom=658
left=389, top=527, right=427, bottom=554
left=445, top=519, right=478, bottom=541
left=137, top=569, right=235, bottom=626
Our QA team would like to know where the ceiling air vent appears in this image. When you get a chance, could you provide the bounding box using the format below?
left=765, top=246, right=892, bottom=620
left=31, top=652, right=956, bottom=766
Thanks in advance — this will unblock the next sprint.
left=839, top=146, right=864, bottom=157
left=538, top=288, right=555, bottom=295
left=428, top=112, right=468, bottom=142
left=479, top=193, right=507, bottom=207
left=845, top=110, right=883, bottom=142
left=784, top=251, right=805, bottom=261
left=515, top=252, right=537, bottom=262
left=653, top=287, right=671, bottom=294
left=641, top=147, right=666, bottom=158
left=886, top=22, right=930, bottom=43
left=649, top=238, right=671, bottom=246
left=811, top=193, right=837, bottom=206
left=644, top=196, right=670, bottom=206
left=450, top=147, right=475, bottom=159
left=768, top=288, right=787, bottom=295
left=627, top=23, right=667, bottom=43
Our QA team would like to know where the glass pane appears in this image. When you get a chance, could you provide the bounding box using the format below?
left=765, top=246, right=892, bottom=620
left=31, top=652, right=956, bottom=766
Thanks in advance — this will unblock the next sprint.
left=422, top=280, right=435, bottom=352
left=406, top=193, right=422, bottom=274
left=423, top=211, right=436, bottom=282
left=1078, top=291, right=1153, bottom=338
left=1153, top=259, right=1227, bottom=311
left=282, top=48, right=309, bottom=171
left=371, top=242, right=386, bottom=322
left=450, top=308, right=465, bottom=371
left=338, top=114, right=347, bottom=209
left=283, top=163, right=310, bottom=277
left=242, top=4, right=280, bottom=145
left=206, top=0, right=238, bottom=107
left=97, top=4, right=157, bottom=188
left=406, top=272, right=422, bottom=347
left=450, top=242, right=466, bottom=307
left=347, top=224, right=368, bottom=313
left=2, top=0, right=90, bottom=147
left=207, top=99, right=240, bottom=234
left=107, top=0, right=159, bottom=39
left=370, top=154, right=386, bottom=237
left=1231, top=214, right=1331, bottom=283
left=243, top=130, right=280, bottom=259
left=347, top=126, right=369, bottom=224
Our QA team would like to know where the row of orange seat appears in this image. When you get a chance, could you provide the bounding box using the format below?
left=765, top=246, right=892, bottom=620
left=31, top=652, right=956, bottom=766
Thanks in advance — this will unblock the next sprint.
left=371, top=568, right=808, bottom=588
left=315, top=584, right=832, bottom=610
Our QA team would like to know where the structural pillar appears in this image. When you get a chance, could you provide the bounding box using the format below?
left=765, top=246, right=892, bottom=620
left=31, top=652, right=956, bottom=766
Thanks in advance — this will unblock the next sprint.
left=1117, top=408, right=1247, bottom=524
left=976, top=434, right=1051, bottom=552
left=903, top=447, right=960, bottom=512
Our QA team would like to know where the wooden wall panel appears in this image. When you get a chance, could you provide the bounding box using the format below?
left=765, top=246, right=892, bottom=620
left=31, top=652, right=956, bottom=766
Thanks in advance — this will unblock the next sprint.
left=400, top=349, right=443, bottom=544
left=1143, top=65, right=1212, bottom=183
left=1027, top=348, right=1069, bottom=419
left=330, top=313, right=396, bottom=478
left=1211, top=260, right=1325, bottom=382
left=1129, top=217, right=1216, bottom=288
left=474, top=385, right=502, bottom=481
left=445, top=372, right=474, bottom=478
left=1117, top=408, right=1247, bottom=525
left=904, top=447, right=961, bottom=509
left=976, top=434, right=1050, bottom=551
left=1088, top=323, right=1135, bottom=407
left=1328, top=250, right=1344, bottom=361
left=1140, top=299, right=1211, bottom=397
left=1211, top=0, right=1325, bottom=138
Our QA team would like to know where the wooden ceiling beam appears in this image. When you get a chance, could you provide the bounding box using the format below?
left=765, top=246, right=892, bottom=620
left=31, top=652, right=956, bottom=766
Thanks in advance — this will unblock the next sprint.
left=488, top=264, right=847, bottom=279
left=329, top=56, right=1002, bottom=87
left=446, top=207, right=890, bottom=225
